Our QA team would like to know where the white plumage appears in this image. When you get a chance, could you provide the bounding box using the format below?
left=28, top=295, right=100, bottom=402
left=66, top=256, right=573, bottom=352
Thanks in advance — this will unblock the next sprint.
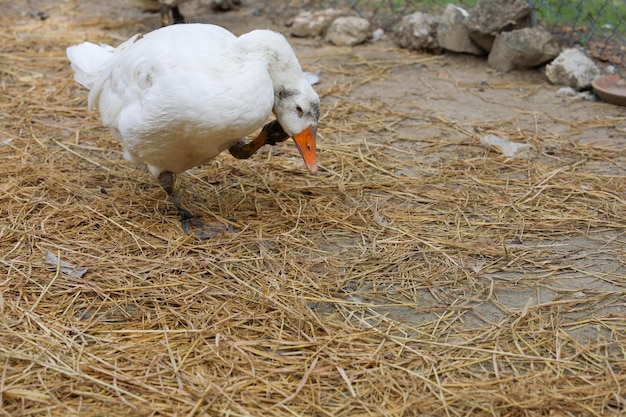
left=67, top=24, right=319, bottom=237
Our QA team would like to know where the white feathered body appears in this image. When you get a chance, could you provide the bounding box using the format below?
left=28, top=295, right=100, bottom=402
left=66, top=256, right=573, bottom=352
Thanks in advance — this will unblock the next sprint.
left=67, top=25, right=280, bottom=177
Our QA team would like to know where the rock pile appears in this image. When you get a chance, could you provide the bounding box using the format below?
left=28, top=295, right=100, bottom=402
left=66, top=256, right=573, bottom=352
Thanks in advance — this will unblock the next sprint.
left=326, top=16, right=371, bottom=47
left=289, top=9, right=369, bottom=46
left=287, top=0, right=604, bottom=90
left=464, top=0, right=531, bottom=52
left=391, top=0, right=562, bottom=74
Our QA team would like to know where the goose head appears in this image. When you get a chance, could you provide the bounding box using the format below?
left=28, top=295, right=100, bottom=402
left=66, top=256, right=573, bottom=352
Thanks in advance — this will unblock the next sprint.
left=238, top=30, right=320, bottom=174
left=273, top=84, right=319, bottom=174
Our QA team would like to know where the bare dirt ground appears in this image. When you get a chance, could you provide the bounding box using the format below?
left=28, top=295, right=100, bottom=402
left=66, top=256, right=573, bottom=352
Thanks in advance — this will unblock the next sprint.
left=1, top=0, right=625, bottom=416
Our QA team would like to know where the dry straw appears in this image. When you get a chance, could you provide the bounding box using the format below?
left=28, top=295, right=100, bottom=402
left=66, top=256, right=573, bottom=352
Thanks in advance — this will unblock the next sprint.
left=1, top=1, right=625, bottom=416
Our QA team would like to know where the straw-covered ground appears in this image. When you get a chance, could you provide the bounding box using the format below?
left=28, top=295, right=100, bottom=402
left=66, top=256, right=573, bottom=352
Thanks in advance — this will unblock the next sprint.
left=2, top=0, right=625, bottom=415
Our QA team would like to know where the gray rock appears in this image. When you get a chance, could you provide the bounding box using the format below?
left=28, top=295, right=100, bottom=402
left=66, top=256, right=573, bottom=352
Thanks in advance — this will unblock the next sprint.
left=437, top=4, right=484, bottom=55
left=545, top=48, right=601, bottom=90
left=465, top=0, right=531, bottom=52
left=393, top=12, right=440, bottom=52
left=326, top=16, right=371, bottom=46
left=290, top=9, right=344, bottom=38
left=488, top=27, right=560, bottom=72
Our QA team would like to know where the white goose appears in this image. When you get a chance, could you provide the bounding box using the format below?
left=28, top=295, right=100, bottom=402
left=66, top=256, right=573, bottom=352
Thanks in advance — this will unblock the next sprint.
left=67, top=24, right=319, bottom=238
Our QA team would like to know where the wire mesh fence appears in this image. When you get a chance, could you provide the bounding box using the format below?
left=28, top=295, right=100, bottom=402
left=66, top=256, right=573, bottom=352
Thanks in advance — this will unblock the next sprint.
left=532, top=0, right=626, bottom=69
left=270, top=0, right=626, bottom=70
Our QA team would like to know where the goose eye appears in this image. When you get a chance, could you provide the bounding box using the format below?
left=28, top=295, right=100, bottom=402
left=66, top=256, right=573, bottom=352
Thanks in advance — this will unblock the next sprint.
left=296, top=105, right=304, bottom=118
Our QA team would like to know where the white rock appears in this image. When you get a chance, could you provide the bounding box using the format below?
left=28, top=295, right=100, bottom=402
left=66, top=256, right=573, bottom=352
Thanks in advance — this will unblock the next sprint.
left=556, top=86, right=596, bottom=101
left=393, top=12, right=440, bottom=52
left=545, top=48, right=601, bottom=90
left=480, top=134, right=532, bottom=158
left=326, top=16, right=371, bottom=46
left=290, top=8, right=344, bottom=38
left=556, top=86, right=577, bottom=96
left=371, top=28, right=385, bottom=42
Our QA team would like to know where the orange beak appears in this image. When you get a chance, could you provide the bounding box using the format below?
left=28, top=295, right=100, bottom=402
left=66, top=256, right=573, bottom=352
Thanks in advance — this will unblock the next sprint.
left=291, top=125, right=317, bottom=174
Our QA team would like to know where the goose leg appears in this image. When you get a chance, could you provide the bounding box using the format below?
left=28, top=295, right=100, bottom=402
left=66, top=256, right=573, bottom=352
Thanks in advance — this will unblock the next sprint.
left=160, top=5, right=186, bottom=26
left=158, top=171, right=231, bottom=239
left=160, top=5, right=172, bottom=26
left=171, top=6, right=186, bottom=24
left=229, top=120, right=289, bottom=159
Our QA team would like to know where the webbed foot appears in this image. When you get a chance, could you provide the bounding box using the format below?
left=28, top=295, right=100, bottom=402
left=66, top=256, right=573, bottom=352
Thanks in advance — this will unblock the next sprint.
left=229, top=120, right=289, bottom=159
left=158, top=171, right=233, bottom=239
